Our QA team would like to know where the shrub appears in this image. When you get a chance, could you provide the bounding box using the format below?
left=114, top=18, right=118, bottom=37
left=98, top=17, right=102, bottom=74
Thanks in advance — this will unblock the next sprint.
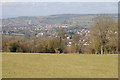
left=8, top=41, right=19, bottom=52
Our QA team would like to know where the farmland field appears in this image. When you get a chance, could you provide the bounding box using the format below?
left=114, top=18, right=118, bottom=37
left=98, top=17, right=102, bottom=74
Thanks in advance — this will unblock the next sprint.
left=2, top=53, right=118, bottom=78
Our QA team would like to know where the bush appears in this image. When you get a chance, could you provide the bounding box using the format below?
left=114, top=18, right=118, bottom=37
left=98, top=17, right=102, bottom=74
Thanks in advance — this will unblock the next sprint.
left=49, top=48, right=55, bottom=53
left=58, top=48, right=63, bottom=53
left=8, top=41, right=19, bottom=52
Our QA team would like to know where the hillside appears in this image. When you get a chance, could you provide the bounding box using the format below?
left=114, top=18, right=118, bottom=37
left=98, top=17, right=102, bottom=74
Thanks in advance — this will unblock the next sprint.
left=2, top=14, right=117, bottom=29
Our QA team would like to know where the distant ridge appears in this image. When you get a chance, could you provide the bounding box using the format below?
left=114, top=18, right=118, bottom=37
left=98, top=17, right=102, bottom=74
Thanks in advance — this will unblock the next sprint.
left=2, top=14, right=117, bottom=29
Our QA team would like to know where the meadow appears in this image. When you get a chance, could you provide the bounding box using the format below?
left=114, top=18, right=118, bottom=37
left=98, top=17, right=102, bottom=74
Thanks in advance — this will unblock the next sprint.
left=2, top=53, right=118, bottom=78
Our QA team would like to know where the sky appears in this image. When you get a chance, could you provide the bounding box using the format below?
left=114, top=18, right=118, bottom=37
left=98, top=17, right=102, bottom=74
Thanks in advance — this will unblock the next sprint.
left=1, top=0, right=119, bottom=2
left=1, top=1, right=118, bottom=19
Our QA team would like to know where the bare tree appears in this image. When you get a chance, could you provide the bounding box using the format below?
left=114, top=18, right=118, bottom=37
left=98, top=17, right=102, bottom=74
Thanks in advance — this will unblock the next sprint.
left=89, top=14, right=116, bottom=54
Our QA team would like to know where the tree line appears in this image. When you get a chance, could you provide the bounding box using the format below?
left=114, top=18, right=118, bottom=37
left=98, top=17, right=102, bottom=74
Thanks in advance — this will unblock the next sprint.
left=2, top=14, right=118, bottom=54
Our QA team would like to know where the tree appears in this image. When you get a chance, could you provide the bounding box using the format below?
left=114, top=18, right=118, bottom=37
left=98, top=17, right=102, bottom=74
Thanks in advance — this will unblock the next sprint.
left=64, top=45, right=76, bottom=53
left=89, top=14, right=117, bottom=54
left=57, top=28, right=66, bottom=39
left=105, top=21, right=118, bottom=54
left=73, top=34, right=85, bottom=53
left=34, top=42, right=47, bottom=53
left=18, top=41, right=30, bottom=52
left=47, top=38, right=64, bottom=53
left=2, top=37, right=9, bottom=52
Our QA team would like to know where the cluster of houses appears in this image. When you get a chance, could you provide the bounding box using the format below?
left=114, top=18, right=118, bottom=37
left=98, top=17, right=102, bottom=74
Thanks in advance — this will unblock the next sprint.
left=2, top=24, right=90, bottom=47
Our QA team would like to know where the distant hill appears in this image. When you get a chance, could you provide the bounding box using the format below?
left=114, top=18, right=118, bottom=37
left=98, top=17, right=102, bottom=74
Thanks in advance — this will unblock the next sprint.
left=2, top=14, right=117, bottom=29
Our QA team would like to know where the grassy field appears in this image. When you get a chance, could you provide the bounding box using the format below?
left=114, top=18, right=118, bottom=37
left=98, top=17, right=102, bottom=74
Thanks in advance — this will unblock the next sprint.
left=2, top=53, right=118, bottom=78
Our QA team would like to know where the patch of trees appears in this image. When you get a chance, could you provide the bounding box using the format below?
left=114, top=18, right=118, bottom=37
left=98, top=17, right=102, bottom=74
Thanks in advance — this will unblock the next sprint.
left=2, top=36, right=65, bottom=53
left=88, top=14, right=118, bottom=54
left=2, top=14, right=118, bottom=54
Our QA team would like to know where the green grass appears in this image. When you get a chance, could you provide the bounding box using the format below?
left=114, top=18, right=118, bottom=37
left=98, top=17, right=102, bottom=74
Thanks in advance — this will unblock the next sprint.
left=2, top=53, right=118, bottom=78
left=11, top=33, right=24, bottom=36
